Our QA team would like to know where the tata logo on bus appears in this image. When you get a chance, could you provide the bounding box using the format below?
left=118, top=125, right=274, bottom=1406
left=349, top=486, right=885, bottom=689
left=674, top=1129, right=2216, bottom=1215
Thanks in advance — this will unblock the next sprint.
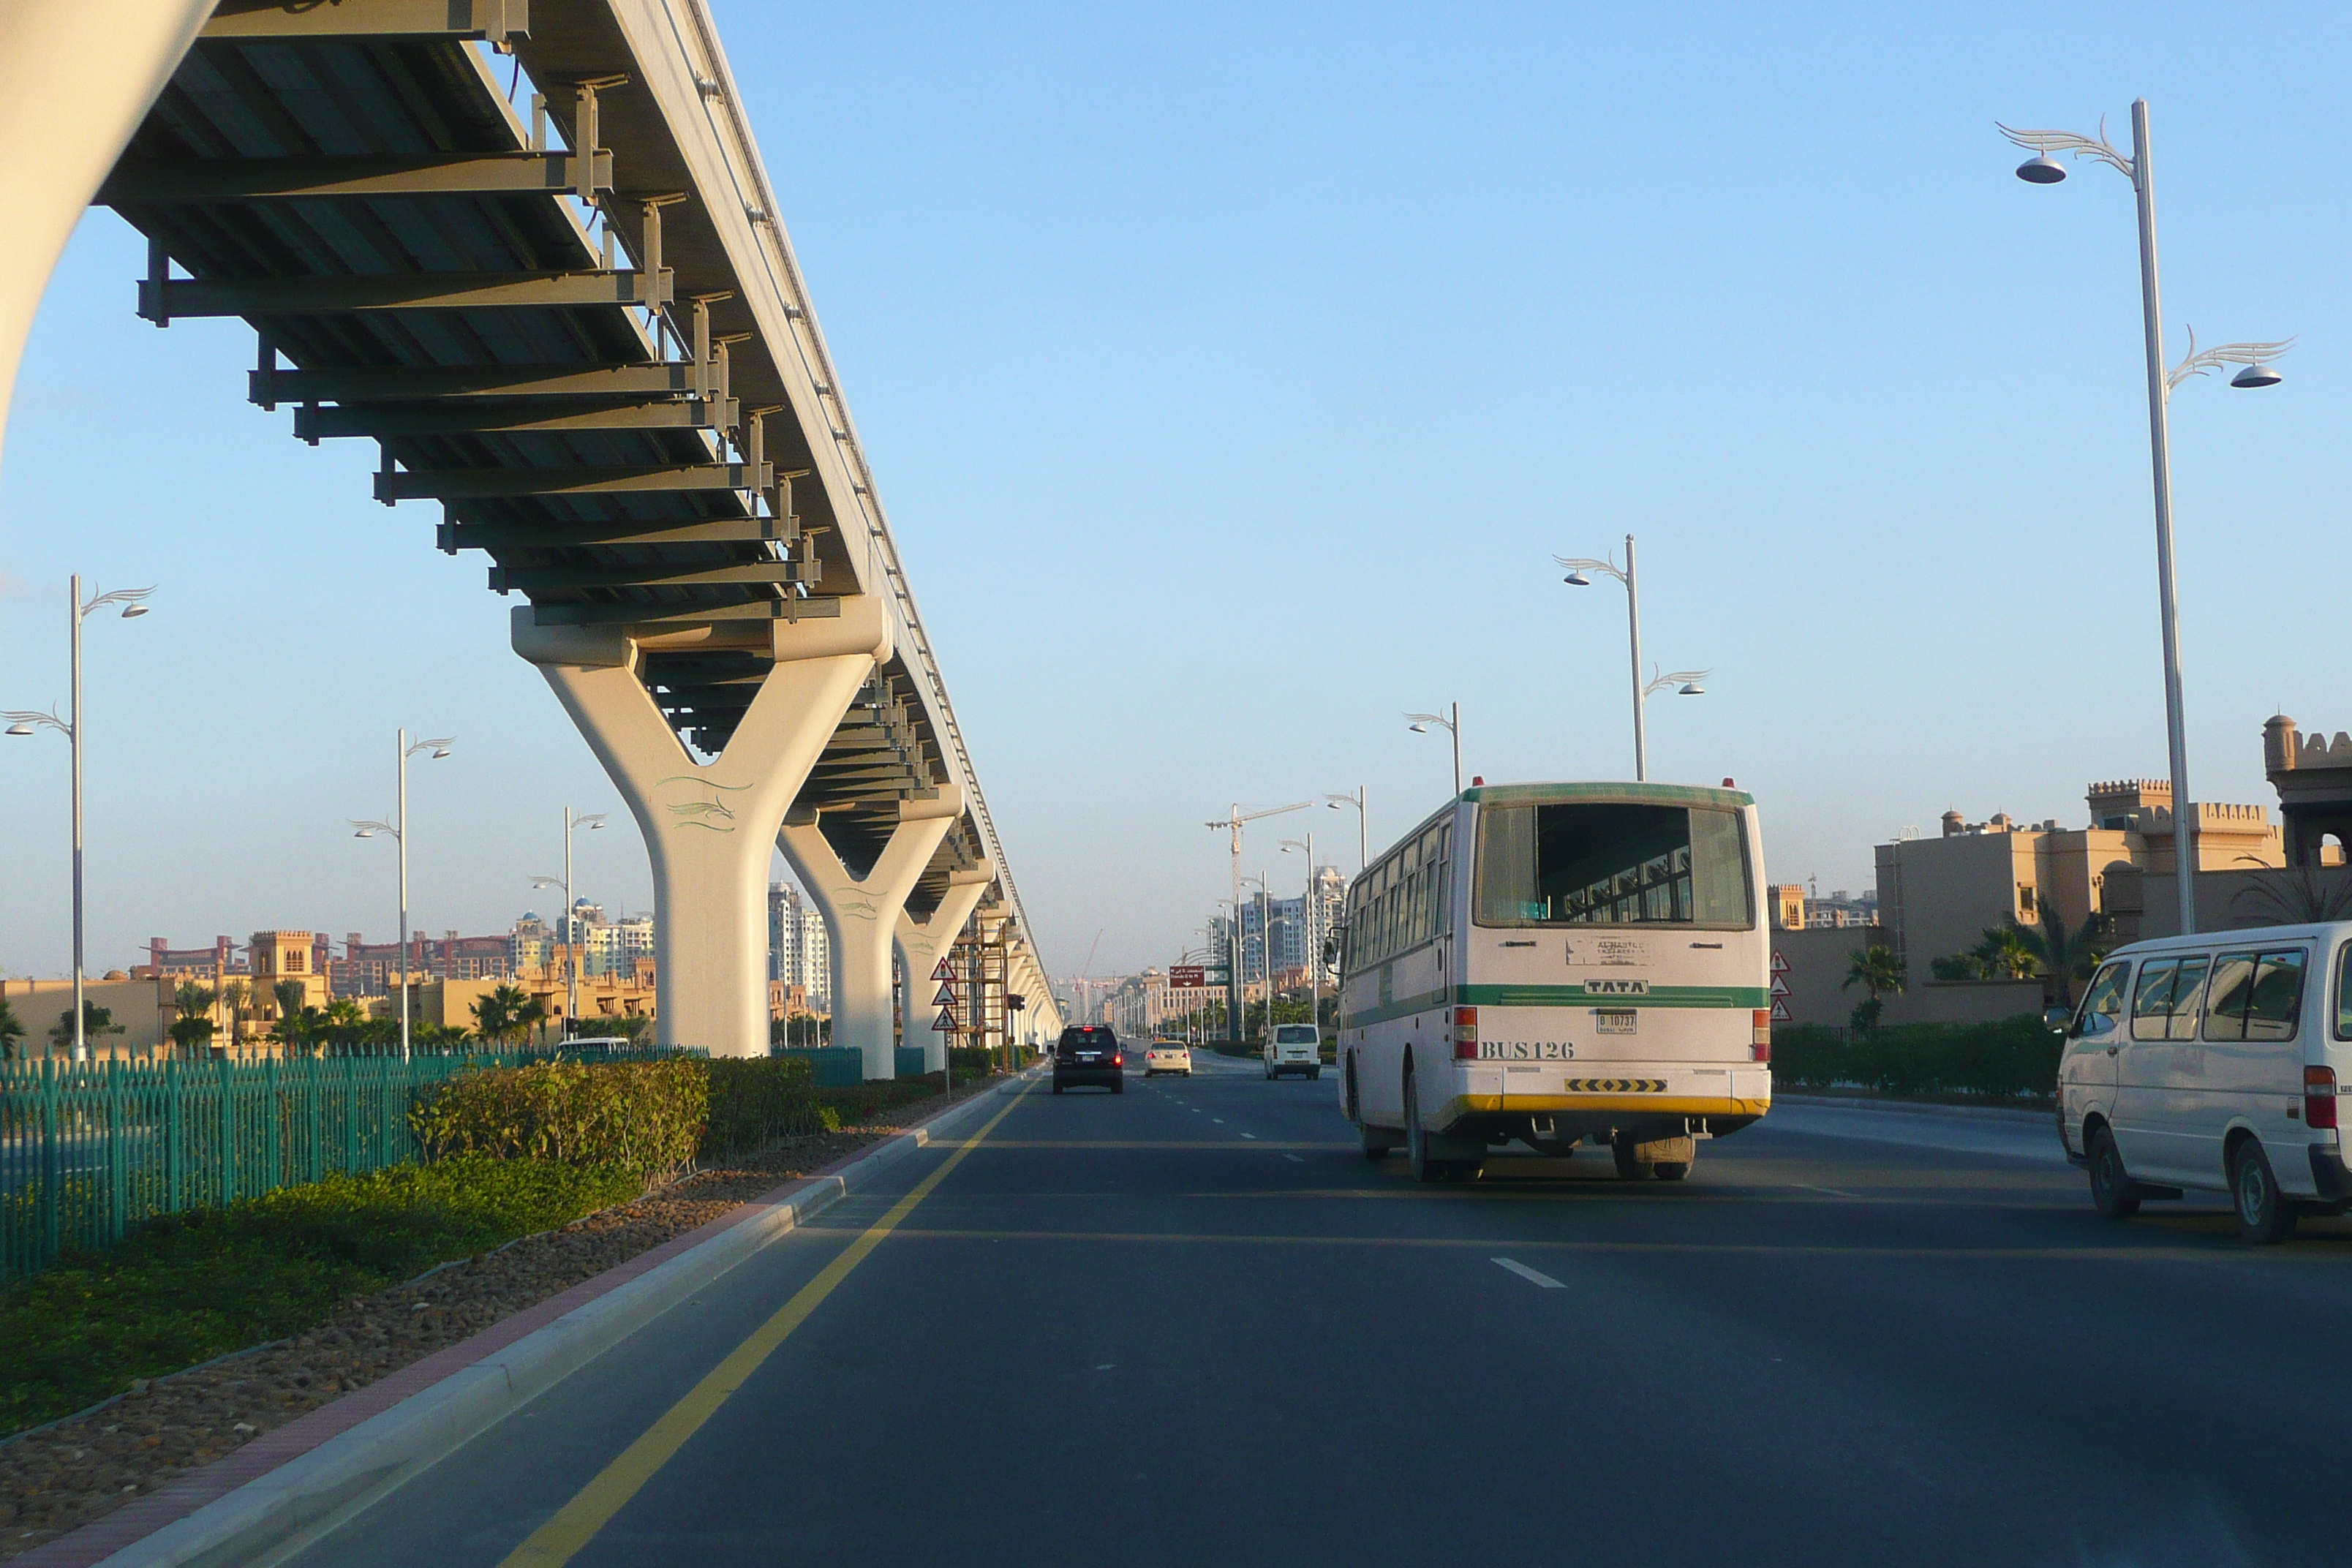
left=1582, top=977, right=1650, bottom=996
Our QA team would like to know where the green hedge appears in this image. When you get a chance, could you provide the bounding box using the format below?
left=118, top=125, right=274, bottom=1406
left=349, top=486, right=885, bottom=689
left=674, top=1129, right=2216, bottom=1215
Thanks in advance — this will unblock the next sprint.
left=1772, top=1015, right=2061, bottom=1100
left=704, top=1057, right=831, bottom=1159
left=410, top=1059, right=708, bottom=1178
left=0, top=1155, right=639, bottom=1435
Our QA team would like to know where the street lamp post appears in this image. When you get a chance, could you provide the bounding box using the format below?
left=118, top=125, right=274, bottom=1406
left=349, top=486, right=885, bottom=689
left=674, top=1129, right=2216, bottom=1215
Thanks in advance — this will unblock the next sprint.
left=532, top=807, right=608, bottom=1043
left=1281, top=832, right=1321, bottom=1040
left=6, top=575, right=153, bottom=1062
left=1556, top=537, right=1708, bottom=782
left=353, top=728, right=453, bottom=1061
left=1405, top=704, right=1462, bottom=799
left=2000, top=102, right=2292, bottom=936
left=1324, top=786, right=1368, bottom=875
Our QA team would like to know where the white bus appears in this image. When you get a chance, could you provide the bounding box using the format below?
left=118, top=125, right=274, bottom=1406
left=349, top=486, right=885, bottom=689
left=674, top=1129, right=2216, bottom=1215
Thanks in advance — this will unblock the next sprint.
left=1335, top=781, right=1773, bottom=1182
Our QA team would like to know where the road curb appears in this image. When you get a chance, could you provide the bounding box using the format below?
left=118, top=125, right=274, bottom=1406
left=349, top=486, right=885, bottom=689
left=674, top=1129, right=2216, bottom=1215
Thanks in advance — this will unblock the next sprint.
left=1774, top=1093, right=2054, bottom=1127
left=70, top=1074, right=1033, bottom=1568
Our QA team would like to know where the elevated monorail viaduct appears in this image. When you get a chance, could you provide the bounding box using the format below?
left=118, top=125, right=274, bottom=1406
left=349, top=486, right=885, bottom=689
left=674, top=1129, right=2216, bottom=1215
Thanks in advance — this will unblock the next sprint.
left=0, top=0, right=1061, bottom=1062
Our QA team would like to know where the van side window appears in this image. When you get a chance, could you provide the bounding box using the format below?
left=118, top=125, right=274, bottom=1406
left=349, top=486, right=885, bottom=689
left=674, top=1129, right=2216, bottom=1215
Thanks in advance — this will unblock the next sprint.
left=2247, top=949, right=2307, bottom=1042
left=2203, top=952, right=2260, bottom=1042
left=2164, top=957, right=2211, bottom=1041
left=2130, top=959, right=2179, bottom=1041
left=2072, top=961, right=2129, bottom=1039
left=2337, top=946, right=2352, bottom=1041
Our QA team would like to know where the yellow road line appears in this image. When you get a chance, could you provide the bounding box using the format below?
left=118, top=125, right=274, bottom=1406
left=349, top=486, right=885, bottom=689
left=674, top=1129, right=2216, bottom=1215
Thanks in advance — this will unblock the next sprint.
left=497, top=1082, right=1034, bottom=1568
left=858, top=1224, right=2323, bottom=1264
left=922, top=1139, right=1353, bottom=1150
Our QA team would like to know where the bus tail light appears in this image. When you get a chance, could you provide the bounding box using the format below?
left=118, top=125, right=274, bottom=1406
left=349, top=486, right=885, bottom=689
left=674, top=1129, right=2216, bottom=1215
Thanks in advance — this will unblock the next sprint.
left=2307, top=1066, right=2337, bottom=1130
left=1452, top=1006, right=1478, bottom=1060
left=1752, top=1009, right=1772, bottom=1063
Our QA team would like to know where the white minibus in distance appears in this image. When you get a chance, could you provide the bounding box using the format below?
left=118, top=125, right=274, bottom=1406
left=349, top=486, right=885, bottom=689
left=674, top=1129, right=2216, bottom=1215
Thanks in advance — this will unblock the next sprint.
left=2059, top=921, right=2352, bottom=1243
left=1264, top=1023, right=1322, bottom=1079
left=1334, top=781, right=1772, bottom=1182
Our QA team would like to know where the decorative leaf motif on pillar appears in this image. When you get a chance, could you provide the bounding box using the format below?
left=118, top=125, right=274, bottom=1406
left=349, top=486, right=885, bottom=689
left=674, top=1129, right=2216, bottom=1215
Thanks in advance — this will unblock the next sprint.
left=656, top=774, right=751, bottom=832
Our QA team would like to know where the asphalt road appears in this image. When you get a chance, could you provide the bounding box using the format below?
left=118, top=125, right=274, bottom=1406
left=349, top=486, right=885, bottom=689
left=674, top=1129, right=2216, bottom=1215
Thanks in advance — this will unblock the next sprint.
left=284, top=1052, right=2352, bottom=1568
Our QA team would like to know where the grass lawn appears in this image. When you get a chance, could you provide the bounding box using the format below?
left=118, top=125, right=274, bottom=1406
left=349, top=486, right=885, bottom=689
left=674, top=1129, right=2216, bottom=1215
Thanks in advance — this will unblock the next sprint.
left=0, top=1156, right=639, bottom=1435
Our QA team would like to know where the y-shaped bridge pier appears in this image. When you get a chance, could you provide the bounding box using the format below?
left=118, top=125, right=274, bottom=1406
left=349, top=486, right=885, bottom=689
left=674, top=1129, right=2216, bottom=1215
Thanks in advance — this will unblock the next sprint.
left=1, top=0, right=1062, bottom=1063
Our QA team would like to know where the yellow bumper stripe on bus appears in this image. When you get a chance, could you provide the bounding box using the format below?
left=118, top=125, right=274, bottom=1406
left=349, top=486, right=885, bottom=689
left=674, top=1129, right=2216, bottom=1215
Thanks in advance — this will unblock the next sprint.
left=1441, top=1093, right=1773, bottom=1120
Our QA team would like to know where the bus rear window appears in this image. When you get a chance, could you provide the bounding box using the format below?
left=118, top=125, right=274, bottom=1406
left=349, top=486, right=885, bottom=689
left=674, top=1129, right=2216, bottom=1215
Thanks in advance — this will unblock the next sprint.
left=1473, top=802, right=1752, bottom=928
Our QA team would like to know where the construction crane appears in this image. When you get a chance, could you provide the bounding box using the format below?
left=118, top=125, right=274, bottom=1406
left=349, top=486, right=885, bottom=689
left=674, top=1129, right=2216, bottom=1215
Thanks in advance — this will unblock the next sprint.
left=1205, top=802, right=1308, bottom=1042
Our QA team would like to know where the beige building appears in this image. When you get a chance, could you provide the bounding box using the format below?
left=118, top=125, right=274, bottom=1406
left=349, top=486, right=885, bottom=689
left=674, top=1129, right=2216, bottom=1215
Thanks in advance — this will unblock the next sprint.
left=0, top=973, right=177, bottom=1057
left=1874, top=781, right=2280, bottom=973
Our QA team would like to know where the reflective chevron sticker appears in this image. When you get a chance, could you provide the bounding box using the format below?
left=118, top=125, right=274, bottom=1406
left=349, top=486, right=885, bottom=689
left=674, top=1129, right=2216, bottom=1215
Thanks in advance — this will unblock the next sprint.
left=1561, top=1078, right=1668, bottom=1093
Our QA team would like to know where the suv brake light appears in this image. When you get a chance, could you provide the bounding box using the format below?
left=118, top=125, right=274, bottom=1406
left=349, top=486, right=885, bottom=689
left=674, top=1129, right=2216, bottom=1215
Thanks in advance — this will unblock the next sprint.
left=2309, top=1066, right=2338, bottom=1130
left=1452, top=1006, right=1478, bottom=1060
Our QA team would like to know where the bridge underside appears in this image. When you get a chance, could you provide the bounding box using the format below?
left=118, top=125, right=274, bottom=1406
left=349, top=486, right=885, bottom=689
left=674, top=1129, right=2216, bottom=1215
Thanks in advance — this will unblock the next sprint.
left=64, top=1, right=1055, bottom=1052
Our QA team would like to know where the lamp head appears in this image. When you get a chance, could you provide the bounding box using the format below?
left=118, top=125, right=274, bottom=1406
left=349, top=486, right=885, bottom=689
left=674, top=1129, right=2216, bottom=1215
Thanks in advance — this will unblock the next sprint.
left=2016, top=155, right=2068, bottom=184
left=1408, top=723, right=1428, bottom=734
left=5, top=722, right=31, bottom=737
left=2231, top=362, right=2283, bottom=388
left=430, top=747, right=451, bottom=759
left=1562, top=570, right=1591, bottom=587
left=118, top=604, right=149, bottom=619
left=353, top=827, right=375, bottom=839
left=1678, top=682, right=1705, bottom=696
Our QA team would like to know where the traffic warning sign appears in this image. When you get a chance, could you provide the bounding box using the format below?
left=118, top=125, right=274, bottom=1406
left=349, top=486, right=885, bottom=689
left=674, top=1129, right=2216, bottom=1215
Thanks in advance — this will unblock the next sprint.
left=932, top=959, right=955, bottom=981
left=1770, top=999, right=1791, bottom=1022
left=931, top=1008, right=958, bottom=1031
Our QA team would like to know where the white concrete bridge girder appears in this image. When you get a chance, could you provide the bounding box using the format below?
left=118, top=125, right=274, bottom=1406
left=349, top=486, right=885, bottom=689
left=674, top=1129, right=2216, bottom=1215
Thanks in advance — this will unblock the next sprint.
left=894, top=867, right=994, bottom=1073
left=778, top=784, right=968, bottom=1080
left=513, top=602, right=891, bottom=1058
left=0, top=0, right=210, bottom=470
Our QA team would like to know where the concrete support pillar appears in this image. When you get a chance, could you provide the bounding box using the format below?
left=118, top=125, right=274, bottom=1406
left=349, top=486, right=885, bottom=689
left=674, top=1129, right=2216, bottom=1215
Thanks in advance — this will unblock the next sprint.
left=779, top=785, right=966, bottom=1079
left=0, top=0, right=211, bottom=470
left=895, top=867, right=994, bottom=1073
left=513, top=603, right=889, bottom=1057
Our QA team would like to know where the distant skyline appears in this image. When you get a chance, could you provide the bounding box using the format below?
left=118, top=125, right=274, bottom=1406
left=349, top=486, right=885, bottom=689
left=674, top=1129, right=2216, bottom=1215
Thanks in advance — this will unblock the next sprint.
left=4, top=2, right=2348, bottom=981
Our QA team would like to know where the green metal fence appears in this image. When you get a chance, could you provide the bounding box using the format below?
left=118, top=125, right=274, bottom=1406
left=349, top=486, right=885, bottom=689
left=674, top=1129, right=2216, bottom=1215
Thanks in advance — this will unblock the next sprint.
left=0, top=1047, right=676, bottom=1286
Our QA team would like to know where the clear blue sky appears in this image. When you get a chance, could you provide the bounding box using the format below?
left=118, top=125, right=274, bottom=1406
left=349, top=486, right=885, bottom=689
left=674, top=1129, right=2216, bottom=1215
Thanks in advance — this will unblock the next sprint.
left=3, top=1, right=2346, bottom=982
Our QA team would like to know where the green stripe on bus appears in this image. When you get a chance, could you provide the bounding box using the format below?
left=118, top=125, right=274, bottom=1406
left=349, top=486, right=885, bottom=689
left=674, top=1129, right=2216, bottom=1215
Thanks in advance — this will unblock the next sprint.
left=1342, top=983, right=1768, bottom=1028
left=1460, top=984, right=1770, bottom=1009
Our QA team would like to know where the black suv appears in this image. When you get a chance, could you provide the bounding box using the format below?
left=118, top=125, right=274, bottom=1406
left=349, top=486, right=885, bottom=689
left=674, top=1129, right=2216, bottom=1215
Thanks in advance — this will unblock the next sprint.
left=1052, top=1026, right=1124, bottom=1094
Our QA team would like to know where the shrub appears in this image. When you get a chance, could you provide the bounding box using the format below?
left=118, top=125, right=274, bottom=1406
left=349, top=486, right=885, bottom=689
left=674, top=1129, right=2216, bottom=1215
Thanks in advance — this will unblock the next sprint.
left=0, top=1155, right=638, bottom=1435
left=1771, top=1014, right=2059, bottom=1101
left=410, top=1059, right=707, bottom=1178
left=702, top=1057, right=830, bottom=1160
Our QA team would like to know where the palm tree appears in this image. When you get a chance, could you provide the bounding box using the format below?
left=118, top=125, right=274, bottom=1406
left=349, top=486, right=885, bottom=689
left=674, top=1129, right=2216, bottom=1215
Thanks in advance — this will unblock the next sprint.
left=2231, top=858, right=2352, bottom=927
left=472, top=983, right=543, bottom=1048
left=1843, top=944, right=1905, bottom=1032
left=320, top=998, right=367, bottom=1051
left=271, top=979, right=310, bottom=1052
left=0, top=997, right=25, bottom=1061
left=1971, top=925, right=2042, bottom=981
left=220, top=979, right=252, bottom=1051
left=168, top=981, right=218, bottom=1056
left=2013, top=909, right=2107, bottom=1009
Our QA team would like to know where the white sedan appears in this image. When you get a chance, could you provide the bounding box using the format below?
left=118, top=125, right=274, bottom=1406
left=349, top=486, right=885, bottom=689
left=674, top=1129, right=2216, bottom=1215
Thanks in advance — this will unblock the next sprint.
left=1144, top=1044, right=1194, bottom=1077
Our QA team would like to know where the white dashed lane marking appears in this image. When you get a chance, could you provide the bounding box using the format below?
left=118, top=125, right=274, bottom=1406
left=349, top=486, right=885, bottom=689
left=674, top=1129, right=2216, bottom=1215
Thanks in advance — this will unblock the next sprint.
left=1493, top=1257, right=1567, bottom=1289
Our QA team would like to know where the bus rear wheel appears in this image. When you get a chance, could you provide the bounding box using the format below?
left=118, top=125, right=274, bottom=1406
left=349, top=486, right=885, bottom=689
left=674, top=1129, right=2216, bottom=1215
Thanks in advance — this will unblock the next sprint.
left=1611, top=1139, right=1649, bottom=1181
left=1405, top=1071, right=1469, bottom=1183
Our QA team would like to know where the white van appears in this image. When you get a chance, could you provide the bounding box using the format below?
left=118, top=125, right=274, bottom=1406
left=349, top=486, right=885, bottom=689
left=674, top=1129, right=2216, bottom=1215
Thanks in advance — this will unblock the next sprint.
left=1264, top=1023, right=1322, bottom=1080
left=2058, top=920, right=2352, bottom=1243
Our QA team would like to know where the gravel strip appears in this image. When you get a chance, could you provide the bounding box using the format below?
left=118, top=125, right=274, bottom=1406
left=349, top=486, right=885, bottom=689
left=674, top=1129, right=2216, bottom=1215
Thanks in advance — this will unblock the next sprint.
left=0, top=1077, right=1000, bottom=1559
